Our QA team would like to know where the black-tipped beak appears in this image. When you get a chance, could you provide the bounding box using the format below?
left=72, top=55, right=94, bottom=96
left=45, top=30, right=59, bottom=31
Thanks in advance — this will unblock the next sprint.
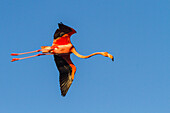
left=112, top=57, right=114, bottom=61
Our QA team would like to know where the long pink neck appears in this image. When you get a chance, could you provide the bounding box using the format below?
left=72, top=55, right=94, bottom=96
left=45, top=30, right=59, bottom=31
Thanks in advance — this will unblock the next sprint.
left=71, top=48, right=106, bottom=59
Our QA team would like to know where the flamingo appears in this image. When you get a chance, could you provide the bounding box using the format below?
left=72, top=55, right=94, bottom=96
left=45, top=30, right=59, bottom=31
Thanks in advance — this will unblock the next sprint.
left=11, top=22, right=114, bottom=96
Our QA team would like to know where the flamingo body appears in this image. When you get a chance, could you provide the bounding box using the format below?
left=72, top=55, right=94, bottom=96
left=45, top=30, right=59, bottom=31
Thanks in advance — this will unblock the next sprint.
left=11, top=22, right=114, bottom=96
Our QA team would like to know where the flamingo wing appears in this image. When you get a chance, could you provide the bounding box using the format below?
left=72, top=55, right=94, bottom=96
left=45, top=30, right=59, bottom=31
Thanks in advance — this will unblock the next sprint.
left=54, top=22, right=76, bottom=39
left=54, top=54, right=76, bottom=96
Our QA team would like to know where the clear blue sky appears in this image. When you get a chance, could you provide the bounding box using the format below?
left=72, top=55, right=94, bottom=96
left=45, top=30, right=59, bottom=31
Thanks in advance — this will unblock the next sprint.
left=0, top=0, right=170, bottom=113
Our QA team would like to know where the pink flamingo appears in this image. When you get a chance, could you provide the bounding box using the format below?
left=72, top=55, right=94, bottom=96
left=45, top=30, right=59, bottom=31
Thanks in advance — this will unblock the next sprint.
left=11, top=22, right=114, bottom=96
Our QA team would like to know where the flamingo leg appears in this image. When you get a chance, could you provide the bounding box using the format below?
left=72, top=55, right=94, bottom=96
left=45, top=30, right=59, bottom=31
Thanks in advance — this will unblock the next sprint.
left=11, top=53, right=54, bottom=62
left=11, top=49, right=41, bottom=56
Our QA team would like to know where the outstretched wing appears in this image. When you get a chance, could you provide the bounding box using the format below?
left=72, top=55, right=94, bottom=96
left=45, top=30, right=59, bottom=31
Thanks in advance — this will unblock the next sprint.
left=54, top=54, right=76, bottom=96
left=54, top=22, right=76, bottom=39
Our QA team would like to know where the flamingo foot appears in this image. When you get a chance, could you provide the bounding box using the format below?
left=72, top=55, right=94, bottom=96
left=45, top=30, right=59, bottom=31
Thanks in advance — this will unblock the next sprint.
left=11, top=53, right=19, bottom=56
left=11, top=58, right=19, bottom=62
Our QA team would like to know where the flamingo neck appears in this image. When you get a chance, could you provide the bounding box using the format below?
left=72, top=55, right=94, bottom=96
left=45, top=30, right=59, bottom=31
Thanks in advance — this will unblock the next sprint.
left=71, top=48, right=105, bottom=59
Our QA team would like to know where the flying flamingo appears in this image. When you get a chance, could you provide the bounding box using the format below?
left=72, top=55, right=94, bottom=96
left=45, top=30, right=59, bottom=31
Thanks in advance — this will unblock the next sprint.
left=11, top=22, right=114, bottom=96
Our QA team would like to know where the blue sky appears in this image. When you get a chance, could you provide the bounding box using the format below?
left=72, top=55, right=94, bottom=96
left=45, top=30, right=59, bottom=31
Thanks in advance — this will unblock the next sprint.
left=0, top=0, right=170, bottom=113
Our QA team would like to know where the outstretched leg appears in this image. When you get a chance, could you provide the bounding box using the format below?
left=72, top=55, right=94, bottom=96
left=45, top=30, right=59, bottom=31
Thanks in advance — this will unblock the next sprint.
left=11, top=49, right=41, bottom=56
left=11, top=46, right=55, bottom=62
left=11, top=46, right=53, bottom=56
left=11, top=53, right=53, bottom=62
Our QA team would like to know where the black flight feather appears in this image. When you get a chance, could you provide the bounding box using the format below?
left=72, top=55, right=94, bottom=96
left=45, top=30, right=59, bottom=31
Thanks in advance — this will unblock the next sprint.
left=54, top=55, right=73, bottom=96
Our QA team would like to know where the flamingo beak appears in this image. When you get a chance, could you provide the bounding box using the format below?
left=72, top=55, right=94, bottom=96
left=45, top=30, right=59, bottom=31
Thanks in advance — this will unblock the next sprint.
left=107, top=53, right=114, bottom=62
left=111, top=57, right=114, bottom=61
